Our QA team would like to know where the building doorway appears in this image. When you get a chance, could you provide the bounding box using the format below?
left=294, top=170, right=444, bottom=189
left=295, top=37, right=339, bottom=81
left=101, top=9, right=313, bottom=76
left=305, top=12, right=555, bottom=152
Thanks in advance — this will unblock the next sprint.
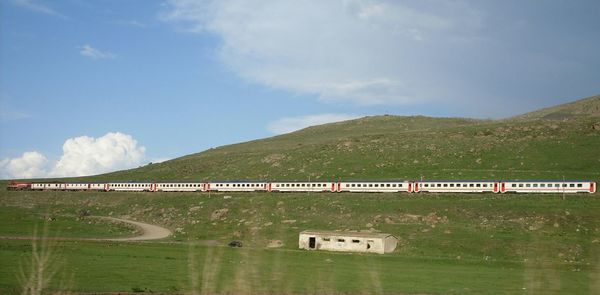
left=309, top=237, right=316, bottom=249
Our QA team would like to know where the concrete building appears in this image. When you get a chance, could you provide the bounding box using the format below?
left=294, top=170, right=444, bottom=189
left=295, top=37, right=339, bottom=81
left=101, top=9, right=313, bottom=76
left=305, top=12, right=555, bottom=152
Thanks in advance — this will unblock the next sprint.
left=299, top=230, right=398, bottom=254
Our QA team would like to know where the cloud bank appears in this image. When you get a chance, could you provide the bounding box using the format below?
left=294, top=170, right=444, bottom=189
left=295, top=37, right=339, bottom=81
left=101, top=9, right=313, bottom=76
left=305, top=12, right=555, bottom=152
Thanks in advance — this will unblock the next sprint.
left=162, top=0, right=483, bottom=105
left=10, top=0, right=66, bottom=18
left=267, top=113, right=361, bottom=134
left=0, top=132, right=146, bottom=179
left=80, top=44, right=116, bottom=59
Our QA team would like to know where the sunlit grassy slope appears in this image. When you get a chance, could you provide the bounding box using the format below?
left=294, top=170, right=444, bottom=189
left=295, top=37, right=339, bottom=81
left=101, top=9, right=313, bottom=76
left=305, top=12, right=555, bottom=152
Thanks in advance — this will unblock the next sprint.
left=2, top=95, right=600, bottom=294
left=2, top=191, right=600, bottom=294
left=83, top=94, right=600, bottom=182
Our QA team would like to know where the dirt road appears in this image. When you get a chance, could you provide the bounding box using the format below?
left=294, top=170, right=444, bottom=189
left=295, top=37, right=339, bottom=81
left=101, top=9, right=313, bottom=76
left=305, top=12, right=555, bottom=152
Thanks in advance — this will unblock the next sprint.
left=0, top=216, right=172, bottom=242
left=99, top=217, right=172, bottom=241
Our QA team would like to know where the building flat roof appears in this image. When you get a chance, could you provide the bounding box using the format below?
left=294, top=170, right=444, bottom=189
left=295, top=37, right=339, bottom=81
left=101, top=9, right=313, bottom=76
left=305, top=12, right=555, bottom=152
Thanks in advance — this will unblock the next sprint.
left=300, top=230, right=395, bottom=239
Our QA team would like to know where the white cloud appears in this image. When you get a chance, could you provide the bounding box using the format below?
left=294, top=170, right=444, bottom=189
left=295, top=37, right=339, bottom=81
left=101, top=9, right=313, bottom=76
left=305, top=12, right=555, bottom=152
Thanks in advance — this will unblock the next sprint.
left=112, top=20, right=147, bottom=28
left=0, top=151, right=48, bottom=179
left=51, top=132, right=146, bottom=177
left=267, top=113, right=361, bottom=134
left=11, top=0, right=66, bottom=18
left=162, top=0, right=482, bottom=105
left=0, top=109, right=29, bottom=121
left=79, top=44, right=116, bottom=59
left=0, top=132, right=146, bottom=179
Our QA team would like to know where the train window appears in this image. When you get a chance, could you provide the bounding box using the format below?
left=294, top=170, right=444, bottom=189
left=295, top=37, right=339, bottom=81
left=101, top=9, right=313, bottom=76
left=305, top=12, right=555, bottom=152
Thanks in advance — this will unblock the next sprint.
left=577, top=184, right=582, bottom=188
left=449, top=184, right=454, bottom=187
left=302, top=184, right=306, bottom=187
left=286, top=184, right=290, bottom=187
left=369, top=184, right=373, bottom=187
left=525, top=184, right=530, bottom=187
left=519, top=184, right=523, bottom=187
left=351, top=184, right=355, bottom=187
left=337, top=239, right=345, bottom=242
left=352, top=239, right=360, bottom=243
left=392, top=184, right=397, bottom=187
left=424, top=184, right=429, bottom=187
left=533, top=184, right=538, bottom=187
left=540, top=184, right=545, bottom=187
left=312, top=184, right=316, bottom=187
left=569, top=184, right=575, bottom=187
left=562, top=184, right=567, bottom=187
left=374, top=184, right=379, bottom=187
left=399, top=184, right=402, bottom=187
left=555, top=184, right=560, bottom=187
left=476, top=184, right=481, bottom=187
left=357, top=184, right=361, bottom=187
left=323, top=238, right=330, bottom=242
left=437, top=184, right=441, bottom=187
left=470, top=184, right=475, bottom=187
left=386, top=184, right=390, bottom=187
left=443, top=184, right=448, bottom=187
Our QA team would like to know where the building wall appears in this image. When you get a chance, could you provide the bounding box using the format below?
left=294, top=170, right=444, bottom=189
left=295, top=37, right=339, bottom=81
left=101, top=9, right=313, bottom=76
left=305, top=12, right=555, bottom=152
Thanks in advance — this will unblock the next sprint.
left=299, top=233, right=396, bottom=254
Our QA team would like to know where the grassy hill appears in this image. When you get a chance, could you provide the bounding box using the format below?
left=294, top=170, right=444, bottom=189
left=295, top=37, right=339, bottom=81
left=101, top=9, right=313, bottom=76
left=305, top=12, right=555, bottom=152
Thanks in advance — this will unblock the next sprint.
left=2, top=95, right=600, bottom=294
left=513, top=94, right=600, bottom=120
left=79, top=95, right=600, bottom=183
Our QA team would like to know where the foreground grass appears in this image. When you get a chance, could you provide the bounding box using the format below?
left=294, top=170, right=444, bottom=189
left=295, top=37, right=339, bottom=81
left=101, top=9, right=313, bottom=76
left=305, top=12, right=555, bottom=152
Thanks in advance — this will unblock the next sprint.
left=0, top=207, right=137, bottom=239
left=1, top=190, right=599, bottom=293
left=1, top=239, right=597, bottom=294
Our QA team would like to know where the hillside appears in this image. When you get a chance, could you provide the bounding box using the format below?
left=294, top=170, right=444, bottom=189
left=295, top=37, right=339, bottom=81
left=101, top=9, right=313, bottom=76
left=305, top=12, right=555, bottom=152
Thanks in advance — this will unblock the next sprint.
left=80, top=95, right=600, bottom=183
left=513, top=94, right=600, bottom=120
left=2, top=95, right=600, bottom=294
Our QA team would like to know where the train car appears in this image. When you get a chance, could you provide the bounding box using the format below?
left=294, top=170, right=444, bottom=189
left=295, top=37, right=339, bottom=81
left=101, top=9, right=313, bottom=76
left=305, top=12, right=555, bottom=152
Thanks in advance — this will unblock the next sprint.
left=108, top=182, right=156, bottom=192
left=156, top=182, right=206, bottom=192
left=270, top=181, right=338, bottom=192
left=339, top=181, right=411, bottom=193
left=7, top=181, right=31, bottom=190
left=208, top=181, right=268, bottom=192
left=415, top=180, right=499, bottom=193
left=30, top=183, right=67, bottom=190
left=89, top=183, right=108, bottom=191
left=500, top=180, right=596, bottom=193
left=64, top=183, right=94, bottom=191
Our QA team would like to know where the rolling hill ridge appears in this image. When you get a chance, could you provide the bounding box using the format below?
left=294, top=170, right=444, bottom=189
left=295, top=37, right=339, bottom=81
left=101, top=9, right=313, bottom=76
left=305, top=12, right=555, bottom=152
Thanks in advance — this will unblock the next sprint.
left=80, top=94, right=600, bottom=182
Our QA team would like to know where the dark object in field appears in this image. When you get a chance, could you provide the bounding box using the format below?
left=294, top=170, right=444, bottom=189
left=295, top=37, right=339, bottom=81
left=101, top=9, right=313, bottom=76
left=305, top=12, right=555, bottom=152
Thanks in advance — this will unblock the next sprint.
left=228, top=240, right=242, bottom=247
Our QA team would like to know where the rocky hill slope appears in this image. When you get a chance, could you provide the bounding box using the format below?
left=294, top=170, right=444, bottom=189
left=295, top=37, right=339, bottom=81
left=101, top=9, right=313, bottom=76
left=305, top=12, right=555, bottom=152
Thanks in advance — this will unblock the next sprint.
left=79, top=95, right=600, bottom=182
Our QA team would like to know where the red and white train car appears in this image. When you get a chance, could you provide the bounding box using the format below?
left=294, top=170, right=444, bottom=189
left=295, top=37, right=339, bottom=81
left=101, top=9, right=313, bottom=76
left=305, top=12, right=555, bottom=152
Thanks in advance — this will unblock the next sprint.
left=31, top=183, right=67, bottom=190
left=270, top=182, right=338, bottom=192
left=500, top=181, right=595, bottom=193
left=415, top=181, right=499, bottom=193
left=107, top=182, right=156, bottom=192
left=339, top=181, right=411, bottom=193
left=208, top=181, right=268, bottom=192
left=156, top=182, right=205, bottom=192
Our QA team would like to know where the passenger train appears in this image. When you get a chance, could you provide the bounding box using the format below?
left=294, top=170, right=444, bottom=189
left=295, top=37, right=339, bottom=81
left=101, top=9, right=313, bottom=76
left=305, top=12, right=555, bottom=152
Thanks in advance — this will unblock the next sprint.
left=6, top=179, right=596, bottom=194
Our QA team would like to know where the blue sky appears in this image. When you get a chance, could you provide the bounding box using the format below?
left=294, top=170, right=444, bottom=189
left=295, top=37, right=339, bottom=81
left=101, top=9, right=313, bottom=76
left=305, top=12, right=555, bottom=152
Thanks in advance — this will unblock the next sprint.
left=1, top=0, right=599, bottom=179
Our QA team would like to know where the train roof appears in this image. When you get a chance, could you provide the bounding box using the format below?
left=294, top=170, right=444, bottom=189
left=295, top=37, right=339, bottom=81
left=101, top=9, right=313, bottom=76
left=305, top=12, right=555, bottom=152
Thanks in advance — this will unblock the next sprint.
left=502, top=180, right=594, bottom=182
left=339, top=180, right=409, bottom=182
left=416, top=180, right=497, bottom=182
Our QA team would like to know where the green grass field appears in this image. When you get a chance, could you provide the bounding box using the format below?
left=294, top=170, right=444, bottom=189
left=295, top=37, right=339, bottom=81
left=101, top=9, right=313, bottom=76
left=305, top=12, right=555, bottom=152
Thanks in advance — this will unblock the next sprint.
left=1, top=95, right=600, bottom=294
left=1, top=191, right=599, bottom=294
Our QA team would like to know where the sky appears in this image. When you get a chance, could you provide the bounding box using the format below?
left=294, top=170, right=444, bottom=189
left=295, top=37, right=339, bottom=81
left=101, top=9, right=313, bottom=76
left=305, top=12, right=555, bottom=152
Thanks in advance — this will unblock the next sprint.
left=1, top=0, right=599, bottom=179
